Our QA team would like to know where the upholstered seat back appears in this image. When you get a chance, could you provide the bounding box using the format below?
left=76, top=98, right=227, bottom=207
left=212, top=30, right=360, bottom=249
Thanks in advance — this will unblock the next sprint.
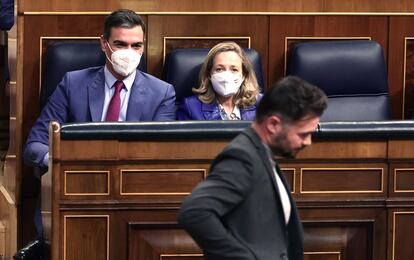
left=40, top=41, right=146, bottom=109
left=162, top=48, right=264, bottom=103
left=287, top=40, right=391, bottom=121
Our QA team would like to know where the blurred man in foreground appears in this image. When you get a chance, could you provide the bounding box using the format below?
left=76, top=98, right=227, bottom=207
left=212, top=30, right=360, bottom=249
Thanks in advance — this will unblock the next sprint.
left=178, top=76, right=327, bottom=260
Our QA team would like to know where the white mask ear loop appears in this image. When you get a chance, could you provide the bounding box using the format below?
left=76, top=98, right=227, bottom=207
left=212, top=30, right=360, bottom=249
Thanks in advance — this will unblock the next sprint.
left=104, top=42, right=115, bottom=65
left=106, top=42, right=115, bottom=53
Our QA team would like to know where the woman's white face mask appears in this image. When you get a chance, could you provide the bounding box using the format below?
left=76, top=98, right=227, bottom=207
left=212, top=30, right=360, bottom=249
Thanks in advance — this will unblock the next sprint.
left=210, top=71, right=243, bottom=97
left=105, top=43, right=141, bottom=77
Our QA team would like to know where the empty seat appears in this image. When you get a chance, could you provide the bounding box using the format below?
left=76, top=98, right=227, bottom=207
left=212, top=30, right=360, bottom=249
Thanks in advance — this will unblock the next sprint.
left=287, top=40, right=391, bottom=121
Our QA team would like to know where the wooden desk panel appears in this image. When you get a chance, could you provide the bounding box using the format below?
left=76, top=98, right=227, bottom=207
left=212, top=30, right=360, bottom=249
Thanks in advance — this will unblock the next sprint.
left=50, top=126, right=413, bottom=260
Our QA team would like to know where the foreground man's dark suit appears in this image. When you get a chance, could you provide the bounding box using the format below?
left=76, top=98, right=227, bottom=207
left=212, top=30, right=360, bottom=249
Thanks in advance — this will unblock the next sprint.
left=177, top=127, right=304, bottom=260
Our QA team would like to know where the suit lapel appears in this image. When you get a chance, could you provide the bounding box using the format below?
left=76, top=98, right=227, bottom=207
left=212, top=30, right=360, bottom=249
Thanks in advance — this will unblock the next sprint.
left=243, top=127, right=293, bottom=227
left=88, top=68, right=106, bottom=121
left=244, top=127, right=280, bottom=192
left=244, top=128, right=304, bottom=256
left=275, top=164, right=291, bottom=194
left=126, top=71, right=145, bottom=121
left=257, top=141, right=282, bottom=198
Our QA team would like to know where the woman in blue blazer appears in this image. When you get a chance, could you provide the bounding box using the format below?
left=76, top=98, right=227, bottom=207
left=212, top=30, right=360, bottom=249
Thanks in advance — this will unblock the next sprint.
left=177, top=42, right=261, bottom=121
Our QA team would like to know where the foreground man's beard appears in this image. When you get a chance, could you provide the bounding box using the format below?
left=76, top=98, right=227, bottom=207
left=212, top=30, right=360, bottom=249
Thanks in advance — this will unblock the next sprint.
left=271, top=146, right=303, bottom=159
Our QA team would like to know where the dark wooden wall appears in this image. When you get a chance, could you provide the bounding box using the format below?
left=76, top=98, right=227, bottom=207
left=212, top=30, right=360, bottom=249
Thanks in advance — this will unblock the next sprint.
left=16, top=11, right=414, bottom=246
left=0, top=32, right=9, bottom=165
left=17, top=0, right=414, bottom=13
left=18, top=14, right=414, bottom=128
left=48, top=123, right=414, bottom=260
left=0, top=0, right=413, bottom=257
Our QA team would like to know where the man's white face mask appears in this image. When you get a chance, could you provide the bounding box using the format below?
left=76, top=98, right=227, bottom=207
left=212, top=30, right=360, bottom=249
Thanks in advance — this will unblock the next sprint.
left=105, top=42, right=141, bottom=77
left=210, top=71, right=243, bottom=97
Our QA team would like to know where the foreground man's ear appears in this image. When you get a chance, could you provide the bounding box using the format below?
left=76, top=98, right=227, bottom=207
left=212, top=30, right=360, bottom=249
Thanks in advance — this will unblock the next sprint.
left=266, top=114, right=282, bottom=135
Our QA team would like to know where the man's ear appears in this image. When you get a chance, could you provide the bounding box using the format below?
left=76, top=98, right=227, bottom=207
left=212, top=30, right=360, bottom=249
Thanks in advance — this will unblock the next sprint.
left=266, top=115, right=282, bottom=135
left=99, top=35, right=107, bottom=53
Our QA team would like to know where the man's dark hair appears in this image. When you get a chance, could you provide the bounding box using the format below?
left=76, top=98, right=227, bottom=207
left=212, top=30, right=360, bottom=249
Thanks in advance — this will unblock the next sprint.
left=255, top=76, right=327, bottom=123
left=103, top=9, right=146, bottom=40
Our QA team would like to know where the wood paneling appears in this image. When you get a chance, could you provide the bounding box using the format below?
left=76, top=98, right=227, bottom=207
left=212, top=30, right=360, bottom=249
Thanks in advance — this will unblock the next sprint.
left=163, top=37, right=250, bottom=62
left=65, top=171, right=109, bottom=195
left=18, top=0, right=414, bottom=13
left=300, top=168, right=384, bottom=193
left=297, top=140, right=387, bottom=159
left=12, top=7, right=414, bottom=257
left=160, top=256, right=203, bottom=260
left=301, top=208, right=387, bottom=260
left=60, top=140, right=119, bottom=160
left=59, top=140, right=227, bottom=160
left=0, top=220, right=4, bottom=258
left=128, top=224, right=201, bottom=260
left=388, top=163, right=414, bottom=198
left=120, top=169, right=205, bottom=195
left=0, top=186, right=17, bottom=259
left=64, top=215, right=108, bottom=260
left=304, top=224, right=372, bottom=260
left=403, top=39, right=414, bottom=118
left=268, top=15, right=388, bottom=88
left=147, top=15, right=268, bottom=85
left=393, top=168, right=414, bottom=192
left=389, top=17, right=414, bottom=119
left=119, top=140, right=227, bottom=160
left=304, top=253, right=340, bottom=260
left=51, top=126, right=411, bottom=259
left=281, top=162, right=388, bottom=200
left=281, top=168, right=295, bottom=192
left=390, top=211, right=414, bottom=260
left=388, top=140, right=414, bottom=158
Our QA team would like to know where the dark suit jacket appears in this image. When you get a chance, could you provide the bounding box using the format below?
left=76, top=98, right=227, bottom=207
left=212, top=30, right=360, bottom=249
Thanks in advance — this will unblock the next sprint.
left=0, top=0, right=14, bottom=30
left=177, top=127, right=304, bottom=260
left=24, top=66, right=176, bottom=168
left=176, top=95, right=261, bottom=120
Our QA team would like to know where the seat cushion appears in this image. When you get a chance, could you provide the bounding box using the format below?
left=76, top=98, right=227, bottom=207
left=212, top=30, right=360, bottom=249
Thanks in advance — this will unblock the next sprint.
left=287, top=40, right=391, bottom=121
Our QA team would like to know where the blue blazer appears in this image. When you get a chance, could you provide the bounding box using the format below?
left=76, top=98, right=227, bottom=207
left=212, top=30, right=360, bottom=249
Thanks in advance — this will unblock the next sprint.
left=177, top=95, right=261, bottom=120
left=24, top=67, right=176, bottom=168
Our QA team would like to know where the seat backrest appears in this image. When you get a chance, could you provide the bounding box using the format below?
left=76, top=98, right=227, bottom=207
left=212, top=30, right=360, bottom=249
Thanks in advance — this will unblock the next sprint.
left=162, top=48, right=264, bottom=103
left=287, top=40, right=391, bottom=121
left=40, top=41, right=146, bottom=109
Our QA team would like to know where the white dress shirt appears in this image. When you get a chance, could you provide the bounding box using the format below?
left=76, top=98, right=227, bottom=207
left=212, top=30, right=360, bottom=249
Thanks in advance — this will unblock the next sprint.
left=263, top=143, right=291, bottom=224
left=101, top=66, right=136, bottom=121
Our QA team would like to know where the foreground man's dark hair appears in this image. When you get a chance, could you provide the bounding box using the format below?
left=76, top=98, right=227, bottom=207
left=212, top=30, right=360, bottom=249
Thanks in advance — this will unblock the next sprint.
left=255, top=76, right=327, bottom=123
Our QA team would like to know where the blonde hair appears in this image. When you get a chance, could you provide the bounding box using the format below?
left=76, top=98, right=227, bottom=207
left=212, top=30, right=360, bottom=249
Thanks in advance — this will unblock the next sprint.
left=193, top=42, right=260, bottom=108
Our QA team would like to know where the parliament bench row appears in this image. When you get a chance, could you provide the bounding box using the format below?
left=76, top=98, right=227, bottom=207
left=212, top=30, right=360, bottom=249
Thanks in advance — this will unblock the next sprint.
left=42, top=40, right=391, bottom=122
left=46, top=120, right=414, bottom=260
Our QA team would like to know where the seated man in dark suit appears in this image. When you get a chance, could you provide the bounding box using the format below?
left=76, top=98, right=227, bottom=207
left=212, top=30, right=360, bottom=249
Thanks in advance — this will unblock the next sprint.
left=178, top=76, right=327, bottom=260
left=24, top=9, right=176, bottom=169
